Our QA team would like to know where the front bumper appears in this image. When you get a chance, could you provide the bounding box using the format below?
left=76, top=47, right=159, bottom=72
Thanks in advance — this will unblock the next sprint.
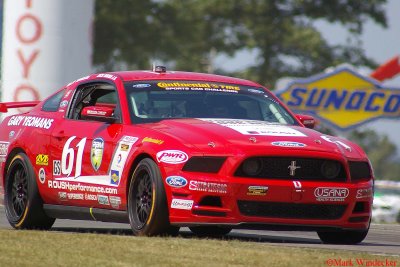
left=166, top=175, right=373, bottom=231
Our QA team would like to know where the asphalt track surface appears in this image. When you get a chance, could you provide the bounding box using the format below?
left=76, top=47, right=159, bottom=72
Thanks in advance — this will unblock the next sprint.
left=0, top=206, right=399, bottom=256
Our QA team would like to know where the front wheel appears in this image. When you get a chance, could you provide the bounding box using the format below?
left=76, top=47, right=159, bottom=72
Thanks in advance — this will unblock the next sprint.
left=127, top=158, right=176, bottom=236
left=4, top=153, right=55, bottom=229
left=317, top=229, right=369, bottom=244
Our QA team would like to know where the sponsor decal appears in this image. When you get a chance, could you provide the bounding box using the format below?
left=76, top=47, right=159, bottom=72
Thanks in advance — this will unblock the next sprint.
left=314, top=187, right=349, bottom=202
left=67, top=75, right=90, bottom=87
left=109, top=196, right=121, bottom=208
left=87, top=109, right=107, bottom=116
left=157, top=82, right=240, bottom=93
left=0, top=142, right=9, bottom=157
left=156, top=150, right=188, bottom=164
left=60, top=100, right=68, bottom=108
left=64, top=90, right=72, bottom=98
left=53, top=160, right=61, bottom=176
left=47, top=180, right=118, bottom=195
left=166, top=176, right=187, bottom=188
left=9, top=131, right=15, bottom=139
left=142, top=137, right=164, bottom=145
left=200, top=119, right=306, bottom=137
left=67, top=193, right=84, bottom=200
left=38, top=168, right=46, bottom=184
left=91, top=138, right=104, bottom=171
left=96, top=73, right=117, bottom=80
left=133, top=83, right=151, bottom=88
left=84, top=193, right=97, bottom=201
left=189, top=181, right=227, bottom=194
left=58, top=192, right=67, bottom=201
left=271, top=141, right=306, bottom=147
left=120, top=135, right=138, bottom=144
left=293, top=181, right=302, bottom=189
left=321, top=135, right=352, bottom=151
left=248, top=88, right=265, bottom=94
left=98, top=195, right=110, bottom=205
left=109, top=138, right=135, bottom=186
left=247, top=186, right=268, bottom=196
left=356, top=188, right=373, bottom=199
left=110, top=170, right=120, bottom=185
left=7, top=115, right=54, bottom=129
left=277, top=67, right=400, bottom=130
left=120, top=144, right=129, bottom=151
left=36, top=154, right=49, bottom=166
left=171, top=199, right=193, bottom=210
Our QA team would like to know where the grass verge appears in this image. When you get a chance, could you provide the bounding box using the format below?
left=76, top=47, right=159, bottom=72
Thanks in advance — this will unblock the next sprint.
left=0, top=229, right=398, bottom=267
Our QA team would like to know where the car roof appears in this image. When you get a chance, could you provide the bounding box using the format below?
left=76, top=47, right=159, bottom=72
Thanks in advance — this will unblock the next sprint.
left=107, top=70, right=263, bottom=87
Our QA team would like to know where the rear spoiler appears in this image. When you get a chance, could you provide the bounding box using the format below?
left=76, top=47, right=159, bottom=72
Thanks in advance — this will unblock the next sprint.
left=0, top=101, right=41, bottom=113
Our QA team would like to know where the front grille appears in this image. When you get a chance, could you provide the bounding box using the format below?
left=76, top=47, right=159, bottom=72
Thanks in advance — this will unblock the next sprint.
left=235, top=157, right=347, bottom=181
left=238, top=201, right=347, bottom=220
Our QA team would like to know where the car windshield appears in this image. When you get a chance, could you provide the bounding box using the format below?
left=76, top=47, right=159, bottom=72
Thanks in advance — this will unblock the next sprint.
left=125, top=80, right=298, bottom=125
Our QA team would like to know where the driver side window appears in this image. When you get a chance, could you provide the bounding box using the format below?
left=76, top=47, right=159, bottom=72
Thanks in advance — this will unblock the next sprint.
left=68, top=82, right=121, bottom=123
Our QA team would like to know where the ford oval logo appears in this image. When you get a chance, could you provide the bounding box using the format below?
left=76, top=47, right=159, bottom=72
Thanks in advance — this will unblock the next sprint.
left=166, top=176, right=188, bottom=188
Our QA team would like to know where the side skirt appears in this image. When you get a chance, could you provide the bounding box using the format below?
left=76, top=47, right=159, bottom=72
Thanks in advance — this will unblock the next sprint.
left=43, top=204, right=129, bottom=223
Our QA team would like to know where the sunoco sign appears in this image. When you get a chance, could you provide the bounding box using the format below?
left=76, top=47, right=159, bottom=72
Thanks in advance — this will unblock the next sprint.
left=277, top=67, right=400, bottom=130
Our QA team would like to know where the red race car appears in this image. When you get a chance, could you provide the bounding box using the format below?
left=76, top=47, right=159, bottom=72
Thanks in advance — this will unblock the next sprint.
left=0, top=66, right=373, bottom=244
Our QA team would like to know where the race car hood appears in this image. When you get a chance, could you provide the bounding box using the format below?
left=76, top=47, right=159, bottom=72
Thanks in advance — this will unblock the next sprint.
left=140, top=118, right=365, bottom=159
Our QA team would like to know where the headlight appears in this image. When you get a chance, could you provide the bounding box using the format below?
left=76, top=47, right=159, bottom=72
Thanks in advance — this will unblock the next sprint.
left=321, top=160, right=340, bottom=179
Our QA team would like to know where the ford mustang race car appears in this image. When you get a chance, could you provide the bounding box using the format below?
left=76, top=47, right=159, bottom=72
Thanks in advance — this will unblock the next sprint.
left=0, top=66, right=374, bottom=244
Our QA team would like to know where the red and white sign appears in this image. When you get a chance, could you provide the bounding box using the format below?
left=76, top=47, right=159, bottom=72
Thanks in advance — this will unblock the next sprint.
left=1, top=0, right=94, bottom=115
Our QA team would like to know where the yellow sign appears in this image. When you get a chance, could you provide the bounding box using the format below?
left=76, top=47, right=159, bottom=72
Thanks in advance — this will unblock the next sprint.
left=278, top=67, right=400, bottom=130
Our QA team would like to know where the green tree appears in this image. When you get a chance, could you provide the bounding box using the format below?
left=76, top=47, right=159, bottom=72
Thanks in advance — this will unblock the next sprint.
left=94, top=0, right=387, bottom=86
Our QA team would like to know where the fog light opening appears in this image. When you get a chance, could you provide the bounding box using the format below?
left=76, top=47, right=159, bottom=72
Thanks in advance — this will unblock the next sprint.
left=321, top=160, right=340, bottom=179
left=242, top=158, right=263, bottom=176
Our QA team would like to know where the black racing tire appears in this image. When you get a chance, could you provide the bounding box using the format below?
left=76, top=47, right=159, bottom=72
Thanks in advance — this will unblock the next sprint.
left=4, top=153, right=55, bottom=229
left=128, top=158, right=177, bottom=236
left=317, top=228, right=369, bottom=244
left=189, top=226, right=232, bottom=237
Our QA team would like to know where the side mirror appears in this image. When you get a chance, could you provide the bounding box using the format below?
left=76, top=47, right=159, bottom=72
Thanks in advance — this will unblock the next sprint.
left=81, top=106, right=116, bottom=123
left=296, top=114, right=316, bottom=129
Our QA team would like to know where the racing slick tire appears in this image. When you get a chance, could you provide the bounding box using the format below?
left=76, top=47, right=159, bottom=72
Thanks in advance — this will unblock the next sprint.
left=128, top=158, right=178, bottom=236
left=317, top=228, right=369, bottom=244
left=189, top=226, right=232, bottom=237
left=4, top=153, right=55, bottom=229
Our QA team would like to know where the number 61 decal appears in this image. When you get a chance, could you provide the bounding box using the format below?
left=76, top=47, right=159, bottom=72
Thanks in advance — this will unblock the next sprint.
left=62, top=136, right=87, bottom=177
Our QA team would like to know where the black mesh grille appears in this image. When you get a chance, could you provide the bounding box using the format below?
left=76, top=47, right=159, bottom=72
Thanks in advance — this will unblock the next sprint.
left=349, top=161, right=372, bottom=182
left=235, top=157, right=346, bottom=181
left=238, top=201, right=347, bottom=220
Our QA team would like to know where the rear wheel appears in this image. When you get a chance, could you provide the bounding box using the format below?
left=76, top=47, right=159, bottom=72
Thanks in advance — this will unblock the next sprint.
left=128, top=158, right=178, bottom=236
left=4, top=153, right=55, bottom=229
left=317, top=228, right=369, bottom=244
left=189, top=226, right=232, bottom=237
